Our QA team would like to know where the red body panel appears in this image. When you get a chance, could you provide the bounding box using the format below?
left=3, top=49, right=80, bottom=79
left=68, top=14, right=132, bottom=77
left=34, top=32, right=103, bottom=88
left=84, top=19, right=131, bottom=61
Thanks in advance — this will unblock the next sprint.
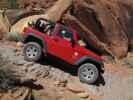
left=24, top=24, right=102, bottom=65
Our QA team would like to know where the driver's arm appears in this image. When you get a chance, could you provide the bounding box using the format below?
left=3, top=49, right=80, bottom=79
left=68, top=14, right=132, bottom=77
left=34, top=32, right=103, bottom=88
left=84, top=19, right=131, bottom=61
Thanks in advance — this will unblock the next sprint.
left=78, top=40, right=86, bottom=47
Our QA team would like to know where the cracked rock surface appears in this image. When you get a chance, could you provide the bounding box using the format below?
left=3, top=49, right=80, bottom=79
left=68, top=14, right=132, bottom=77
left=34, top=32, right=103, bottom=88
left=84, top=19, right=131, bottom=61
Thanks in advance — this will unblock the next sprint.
left=0, top=41, right=133, bottom=100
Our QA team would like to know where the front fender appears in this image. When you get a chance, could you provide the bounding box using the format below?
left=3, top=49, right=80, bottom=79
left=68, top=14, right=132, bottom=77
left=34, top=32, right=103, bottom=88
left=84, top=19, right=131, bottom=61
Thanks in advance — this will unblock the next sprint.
left=23, top=33, right=47, bottom=54
left=74, top=56, right=103, bottom=66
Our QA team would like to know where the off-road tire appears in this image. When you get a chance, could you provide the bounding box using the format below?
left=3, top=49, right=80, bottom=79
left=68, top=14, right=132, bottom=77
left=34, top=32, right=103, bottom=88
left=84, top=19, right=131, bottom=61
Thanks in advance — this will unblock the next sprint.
left=24, top=42, right=42, bottom=62
left=78, top=63, right=99, bottom=84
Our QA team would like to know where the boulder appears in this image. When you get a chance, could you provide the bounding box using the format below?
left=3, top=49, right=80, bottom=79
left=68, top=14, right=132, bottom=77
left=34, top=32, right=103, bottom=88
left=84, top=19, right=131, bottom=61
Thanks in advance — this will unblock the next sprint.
left=0, top=29, right=4, bottom=40
left=10, top=0, right=133, bottom=59
left=69, top=0, right=129, bottom=59
left=10, top=0, right=72, bottom=37
left=129, top=39, right=133, bottom=52
left=17, top=0, right=58, bottom=10
left=5, top=9, right=45, bottom=25
left=45, top=0, right=73, bottom=21
left=66, top=83, right=85, bottom=93
left=0, top=10, right=11, bottom=40
left=10, top=14, right=47, bottom=34
left=77, top=92, right=89, bottom=99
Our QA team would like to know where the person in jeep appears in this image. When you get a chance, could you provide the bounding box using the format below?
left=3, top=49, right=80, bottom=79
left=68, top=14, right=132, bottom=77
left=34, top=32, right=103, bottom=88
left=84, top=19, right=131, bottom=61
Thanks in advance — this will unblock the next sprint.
left=34, top=18, right=55, bottom=35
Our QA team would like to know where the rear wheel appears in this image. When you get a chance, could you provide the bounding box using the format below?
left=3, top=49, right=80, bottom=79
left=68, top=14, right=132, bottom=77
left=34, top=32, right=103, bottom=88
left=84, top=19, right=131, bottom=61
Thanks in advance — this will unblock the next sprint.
left=24, top=42, right=42, bottom=62
left=78, top=63, right=99, bottom=84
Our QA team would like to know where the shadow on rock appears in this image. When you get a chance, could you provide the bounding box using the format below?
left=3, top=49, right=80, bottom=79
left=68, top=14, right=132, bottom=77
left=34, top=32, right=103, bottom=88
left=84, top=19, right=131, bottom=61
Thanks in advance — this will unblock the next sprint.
left=95, top=74, right=105, bottom=86
left=38, top=55, right=106, bottom=86
left=11, top=79, right=44, bottom=90
left=38, top=55, right=78, bottom=76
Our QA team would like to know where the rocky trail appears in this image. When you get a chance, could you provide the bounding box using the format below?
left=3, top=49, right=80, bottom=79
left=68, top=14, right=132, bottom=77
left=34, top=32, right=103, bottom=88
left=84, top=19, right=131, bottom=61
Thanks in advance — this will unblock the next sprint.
left=0, top=0, right=133, bottom=100
left=0, top=41, right=133, bottom=100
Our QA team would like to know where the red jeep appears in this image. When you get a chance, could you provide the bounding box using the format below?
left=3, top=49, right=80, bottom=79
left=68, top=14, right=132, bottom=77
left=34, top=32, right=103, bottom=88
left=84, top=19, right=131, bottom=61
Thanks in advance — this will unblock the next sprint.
left=23, top=18, right=104, bottom=84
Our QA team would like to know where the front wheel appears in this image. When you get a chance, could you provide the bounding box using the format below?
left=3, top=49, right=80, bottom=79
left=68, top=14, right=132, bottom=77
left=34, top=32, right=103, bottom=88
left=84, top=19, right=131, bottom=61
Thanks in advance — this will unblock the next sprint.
left=23, top=42, right=42, bottom=62
left=78, top=63, right=99, bottom=84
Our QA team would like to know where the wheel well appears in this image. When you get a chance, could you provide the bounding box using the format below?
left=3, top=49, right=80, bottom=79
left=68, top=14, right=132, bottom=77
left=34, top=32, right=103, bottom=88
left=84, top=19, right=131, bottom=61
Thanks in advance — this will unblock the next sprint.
left=24, top=35, right=44, bottom=47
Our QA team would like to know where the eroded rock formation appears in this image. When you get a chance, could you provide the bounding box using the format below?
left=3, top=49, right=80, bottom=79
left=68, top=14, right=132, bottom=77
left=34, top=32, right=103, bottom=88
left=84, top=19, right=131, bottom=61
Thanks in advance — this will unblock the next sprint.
left=45, top=0, right=133, bottom=59
left=4, top=0, right=133, bottom=59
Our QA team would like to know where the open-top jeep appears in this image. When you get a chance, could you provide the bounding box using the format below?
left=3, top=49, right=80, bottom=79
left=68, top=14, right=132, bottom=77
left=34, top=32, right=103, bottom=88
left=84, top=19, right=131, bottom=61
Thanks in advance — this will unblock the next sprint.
left=22, top=18, right=104, bottom=84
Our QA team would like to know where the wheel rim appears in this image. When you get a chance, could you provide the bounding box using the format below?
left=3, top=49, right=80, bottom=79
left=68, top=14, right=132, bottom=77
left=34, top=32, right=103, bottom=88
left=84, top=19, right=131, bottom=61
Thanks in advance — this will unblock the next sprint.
left=25, top=45, right=39, bottom=59
left=80, top=65, right=97, bottom=81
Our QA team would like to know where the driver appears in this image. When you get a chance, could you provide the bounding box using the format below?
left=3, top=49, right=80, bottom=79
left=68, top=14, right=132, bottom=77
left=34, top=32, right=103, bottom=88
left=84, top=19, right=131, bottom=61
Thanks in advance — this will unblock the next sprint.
left=35, top=18, right=55, bottom=36
left=78, top=40, right=86, bottom=47
left=77, top=35, right=87, bottom=47
left=43, top=20, right=55, bottom=35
